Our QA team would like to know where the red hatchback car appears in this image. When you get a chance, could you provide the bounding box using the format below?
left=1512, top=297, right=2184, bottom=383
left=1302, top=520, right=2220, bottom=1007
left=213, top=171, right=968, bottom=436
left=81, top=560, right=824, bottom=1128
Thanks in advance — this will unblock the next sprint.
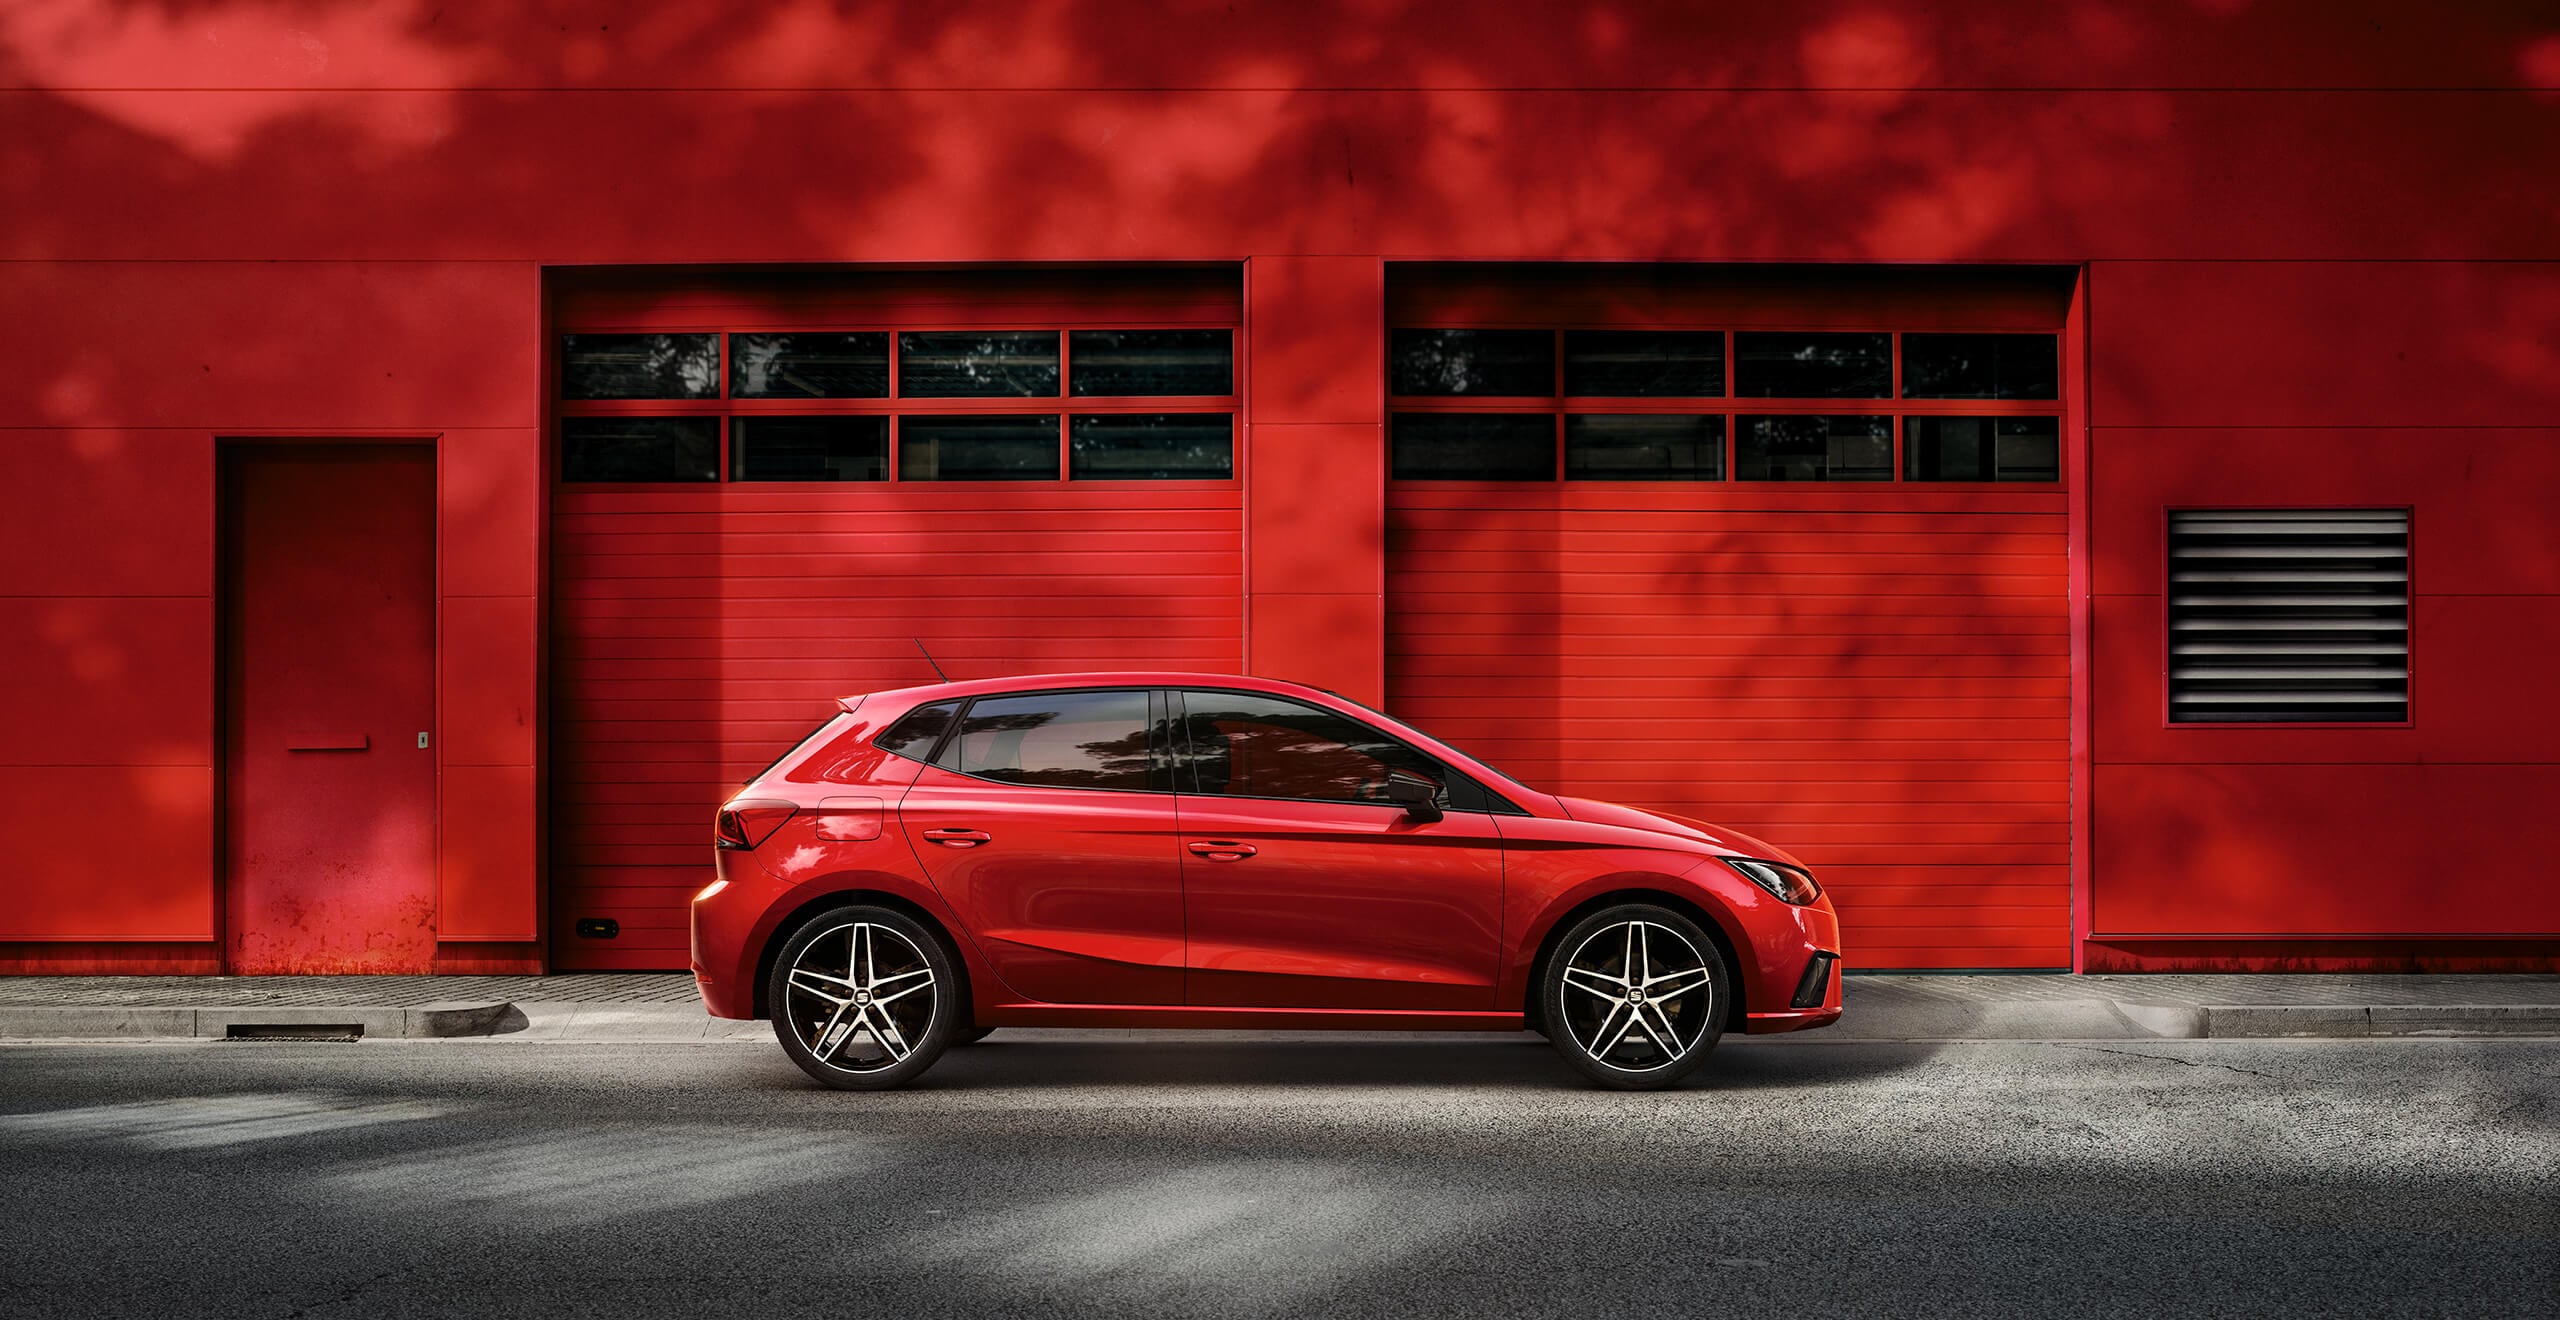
left=691, top=673, right=1841, bottom=1090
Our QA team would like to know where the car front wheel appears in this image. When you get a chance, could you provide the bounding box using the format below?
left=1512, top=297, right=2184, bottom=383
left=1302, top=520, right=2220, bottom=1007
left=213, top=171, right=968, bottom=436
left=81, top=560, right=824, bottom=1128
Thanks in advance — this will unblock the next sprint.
left=769, top=904, right=959, bottom=1090
left=1539, top=903, right=1730, bottom=1090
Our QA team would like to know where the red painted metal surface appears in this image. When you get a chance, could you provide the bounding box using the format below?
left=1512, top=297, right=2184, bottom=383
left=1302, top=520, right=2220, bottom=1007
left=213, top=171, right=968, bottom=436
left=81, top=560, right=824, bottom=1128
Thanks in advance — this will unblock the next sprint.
left=220, top=444, right=438, bottom=973
left=1382, top=267, right=2076, bottom=970
left=549, top=271, right=1245, bottom=970
left=689, top=672, right=1843, bottom=1032
left=3, top=4, right=2556, bottom=977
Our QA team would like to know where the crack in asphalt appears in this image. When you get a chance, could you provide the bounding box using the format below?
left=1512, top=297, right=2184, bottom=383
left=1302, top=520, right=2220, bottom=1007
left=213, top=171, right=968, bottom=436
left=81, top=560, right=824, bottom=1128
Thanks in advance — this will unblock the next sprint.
left=2050, top=1043, right=2278, bottom=1080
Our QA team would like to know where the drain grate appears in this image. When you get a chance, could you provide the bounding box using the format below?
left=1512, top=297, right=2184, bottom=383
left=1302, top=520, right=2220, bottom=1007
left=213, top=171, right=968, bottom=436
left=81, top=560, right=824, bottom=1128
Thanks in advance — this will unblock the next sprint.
left=221, top=1023, right=364, bottom=1042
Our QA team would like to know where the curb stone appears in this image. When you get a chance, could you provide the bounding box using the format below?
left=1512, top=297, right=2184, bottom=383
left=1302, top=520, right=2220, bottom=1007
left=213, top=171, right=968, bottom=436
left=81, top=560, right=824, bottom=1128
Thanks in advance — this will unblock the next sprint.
left=0, top=1002, right=515, bottom=1040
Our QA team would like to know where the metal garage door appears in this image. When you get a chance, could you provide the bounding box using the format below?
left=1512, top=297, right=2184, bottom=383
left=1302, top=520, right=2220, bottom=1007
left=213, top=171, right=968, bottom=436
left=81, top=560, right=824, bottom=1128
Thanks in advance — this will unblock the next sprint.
left=550, top=270, right=1244, bottom=969
left=1384, top=267, right=2075, bottom=970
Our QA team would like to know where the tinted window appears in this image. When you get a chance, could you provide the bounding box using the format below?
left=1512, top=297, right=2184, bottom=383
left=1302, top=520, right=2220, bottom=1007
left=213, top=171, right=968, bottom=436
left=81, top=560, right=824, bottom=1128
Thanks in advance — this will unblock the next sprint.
left=1176, top=691, right=1445, bottom=805
left=561, top=333, right=720, bottom=399
left=730, top=332, right=890, bottom=398
left=944, top=691, right=1152, bottom=791
left=898, top=331, right=1060, bottom=397
left=559, top=416, right=720, bottom=482
left=1904, top=416, right=2060, bottom=482
left=1391, top=329, right=1555, bottom=396
left=1390, top=413, right=1555, bottom=480
left=1734, top=332, right=1891, bottom=398
left=1069, top=413, right=1233, bottom=479
left=1563, top=331, right=1724, bottom=397
left=899, top=415, right=1059, bottom=480
left=1736, top=415, right=1891, bottom=482
left=1902, top=333, right=2059, bottom=400
left=1566, top=414, right=1723, bottom=480
left=874, top=701, right=959, bottom=762
left=1069, top=330, right=1232, bottom=396
left=731, top=415, right=888, bottom=481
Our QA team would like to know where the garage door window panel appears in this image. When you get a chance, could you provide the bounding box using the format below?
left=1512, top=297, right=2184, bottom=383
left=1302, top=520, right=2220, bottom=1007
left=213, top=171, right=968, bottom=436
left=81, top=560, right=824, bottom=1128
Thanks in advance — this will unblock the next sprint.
left=1070, top=413, right=1233, bottom=480
left=898, top=331, right=1062, bottom=397
left=1391, top=413, right=1556, bottom=480
left=730, top=332, right=890, bottom=398
left=1902, top=333, right=2058, bottom=400
left=1904, top=416, right=2060, bottom=483
left=561, top=333, right=720, bottom=400
left=1069, top=330, right=1232, bottom=397
left=731, top=415, right=889, bottom=482
left=1566, top=414, right=1723, bottom=481
left=1391, top=328, right=1556, bottom=397
left=559, top=416, right=720, bottom=482
left=1735, top=331, right=1891, bottom=398
left=899, top=415, right=1061, bottom=481
left=1737, top=415, right=1892, bottom=482
left=1563, top=330, right=1725, bottom=397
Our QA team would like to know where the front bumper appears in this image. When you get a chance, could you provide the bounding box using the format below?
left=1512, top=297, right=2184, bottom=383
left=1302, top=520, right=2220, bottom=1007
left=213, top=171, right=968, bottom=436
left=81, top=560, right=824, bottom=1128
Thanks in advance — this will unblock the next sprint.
left=1742, top=897, right=1843, bottom=1033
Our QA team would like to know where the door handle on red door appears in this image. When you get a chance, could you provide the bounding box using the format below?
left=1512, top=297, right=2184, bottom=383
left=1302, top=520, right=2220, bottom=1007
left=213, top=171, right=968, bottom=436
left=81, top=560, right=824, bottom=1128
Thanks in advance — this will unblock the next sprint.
left=1187, top=840, right=1257, bottom=860
left=922, top=828, right=992, bottom=847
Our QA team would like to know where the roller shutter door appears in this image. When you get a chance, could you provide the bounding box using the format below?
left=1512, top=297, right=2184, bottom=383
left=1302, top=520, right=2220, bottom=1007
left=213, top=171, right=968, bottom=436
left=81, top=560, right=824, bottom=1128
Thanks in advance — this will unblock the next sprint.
left=551, top=270, right=1243, bottom=969
left=1385, top=267, right=2073, bottom=970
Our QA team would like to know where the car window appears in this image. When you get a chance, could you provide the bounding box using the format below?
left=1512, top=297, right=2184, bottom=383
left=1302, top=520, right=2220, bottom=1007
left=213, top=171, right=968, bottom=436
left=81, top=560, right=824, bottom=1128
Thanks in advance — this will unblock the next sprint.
left=939, top=690, right=1153, bottom=792
left=1175, top=690, right=1446, bottom=805
left=872, top=700, right=960, bottom=763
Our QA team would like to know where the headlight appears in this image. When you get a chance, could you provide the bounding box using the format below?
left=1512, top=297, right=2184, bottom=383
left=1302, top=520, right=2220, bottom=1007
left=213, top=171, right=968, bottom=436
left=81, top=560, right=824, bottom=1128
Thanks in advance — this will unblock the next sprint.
left=1722, top=857, right=1821, bottom=905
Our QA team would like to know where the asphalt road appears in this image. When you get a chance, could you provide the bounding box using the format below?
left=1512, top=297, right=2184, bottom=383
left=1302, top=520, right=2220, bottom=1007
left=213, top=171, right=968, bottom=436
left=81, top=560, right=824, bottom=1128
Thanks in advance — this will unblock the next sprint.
left=2, top=1033, right=2554, bottom=1319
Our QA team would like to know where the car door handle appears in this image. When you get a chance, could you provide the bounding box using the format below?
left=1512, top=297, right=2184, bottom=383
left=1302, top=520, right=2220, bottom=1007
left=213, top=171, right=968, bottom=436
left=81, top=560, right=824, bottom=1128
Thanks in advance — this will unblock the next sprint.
left=1187, top=840, right=1257, bottom=861
left=923, top=828, right=992, bottom=848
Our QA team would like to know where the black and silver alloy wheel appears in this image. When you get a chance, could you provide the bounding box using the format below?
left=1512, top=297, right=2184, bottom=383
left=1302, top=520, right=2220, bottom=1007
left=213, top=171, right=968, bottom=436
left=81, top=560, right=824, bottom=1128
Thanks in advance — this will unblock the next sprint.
left=1541, top=902, right=1730, bottom=1089
left=769, top=904, right=958, bottom=1090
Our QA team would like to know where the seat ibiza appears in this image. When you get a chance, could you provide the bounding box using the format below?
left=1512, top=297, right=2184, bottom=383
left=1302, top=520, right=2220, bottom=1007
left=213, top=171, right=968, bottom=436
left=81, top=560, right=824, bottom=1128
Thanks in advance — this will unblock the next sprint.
left=690, top=673, right=1841, bottom=1090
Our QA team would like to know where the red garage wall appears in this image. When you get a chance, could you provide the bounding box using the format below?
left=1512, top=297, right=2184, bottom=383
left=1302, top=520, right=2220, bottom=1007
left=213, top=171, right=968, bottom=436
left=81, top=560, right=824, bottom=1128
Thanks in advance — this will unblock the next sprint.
left=1, top=1, right=2553, bottom=973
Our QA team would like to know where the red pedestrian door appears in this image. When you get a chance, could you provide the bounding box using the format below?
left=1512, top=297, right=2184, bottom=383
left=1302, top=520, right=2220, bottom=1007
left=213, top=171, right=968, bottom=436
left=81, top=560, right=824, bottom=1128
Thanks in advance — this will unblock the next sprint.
left=220, top=444, right=438, bottom=973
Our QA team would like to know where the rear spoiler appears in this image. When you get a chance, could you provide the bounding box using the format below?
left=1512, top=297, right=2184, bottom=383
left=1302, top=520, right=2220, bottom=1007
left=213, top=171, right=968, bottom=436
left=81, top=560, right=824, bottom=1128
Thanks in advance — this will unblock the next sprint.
left=834, top=694, right=869, bottom=715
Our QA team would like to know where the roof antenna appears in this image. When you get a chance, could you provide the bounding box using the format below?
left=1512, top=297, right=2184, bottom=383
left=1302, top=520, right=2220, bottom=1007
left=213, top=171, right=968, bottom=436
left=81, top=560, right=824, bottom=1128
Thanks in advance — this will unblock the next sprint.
left=913, top=638, right=951, bottom=683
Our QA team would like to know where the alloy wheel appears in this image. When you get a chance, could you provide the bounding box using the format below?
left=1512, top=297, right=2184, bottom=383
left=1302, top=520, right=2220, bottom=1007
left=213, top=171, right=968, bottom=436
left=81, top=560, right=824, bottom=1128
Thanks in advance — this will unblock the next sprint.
left=1555, top=917, right=1717, bottom=1074
left=783, top=920, right=939, bottom=1074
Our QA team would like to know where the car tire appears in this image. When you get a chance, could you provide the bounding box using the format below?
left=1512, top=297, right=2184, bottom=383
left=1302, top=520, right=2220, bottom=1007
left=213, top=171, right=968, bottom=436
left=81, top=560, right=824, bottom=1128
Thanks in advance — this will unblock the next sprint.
left=952, top=1027, right=995, bottom=1045
left=1539, top=902, right=1730, bottom=1090
left=768, top=904, right=960, bottom=1090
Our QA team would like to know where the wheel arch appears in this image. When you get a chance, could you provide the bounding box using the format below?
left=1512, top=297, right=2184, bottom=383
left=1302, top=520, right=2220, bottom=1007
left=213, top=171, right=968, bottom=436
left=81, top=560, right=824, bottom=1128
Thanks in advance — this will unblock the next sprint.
left=1522, top=887, right=1753, bottom=1032
left=751, top=886, right=976, bottom=1024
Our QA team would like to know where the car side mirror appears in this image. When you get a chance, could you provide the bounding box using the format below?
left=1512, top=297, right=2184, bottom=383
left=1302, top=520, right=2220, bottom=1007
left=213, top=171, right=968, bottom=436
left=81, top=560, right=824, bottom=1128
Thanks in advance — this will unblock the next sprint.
left=1385, top=769, right=1444, bottom=823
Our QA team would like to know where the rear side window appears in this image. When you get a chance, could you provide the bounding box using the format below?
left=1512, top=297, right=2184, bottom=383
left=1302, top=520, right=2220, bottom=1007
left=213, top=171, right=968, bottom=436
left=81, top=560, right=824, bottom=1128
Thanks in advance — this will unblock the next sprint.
left=874, top=701, right=960, bottom=762
left=941, top=691, right=1153, bottom=791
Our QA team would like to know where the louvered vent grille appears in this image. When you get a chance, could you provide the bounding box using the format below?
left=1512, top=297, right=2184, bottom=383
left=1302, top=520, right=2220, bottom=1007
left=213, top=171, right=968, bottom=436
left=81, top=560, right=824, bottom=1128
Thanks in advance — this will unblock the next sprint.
left=2167, top=509, right=2409, bottom=724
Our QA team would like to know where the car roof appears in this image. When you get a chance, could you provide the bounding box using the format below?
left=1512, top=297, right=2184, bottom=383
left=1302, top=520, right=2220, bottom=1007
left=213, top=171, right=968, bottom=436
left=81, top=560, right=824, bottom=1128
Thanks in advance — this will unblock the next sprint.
left=838, top=671, right=1327, bottom=713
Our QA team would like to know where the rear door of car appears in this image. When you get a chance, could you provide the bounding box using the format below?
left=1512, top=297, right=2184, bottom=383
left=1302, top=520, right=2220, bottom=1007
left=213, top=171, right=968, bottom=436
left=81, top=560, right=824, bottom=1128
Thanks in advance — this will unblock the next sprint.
left=897, top=687, right=1186, bottom=1005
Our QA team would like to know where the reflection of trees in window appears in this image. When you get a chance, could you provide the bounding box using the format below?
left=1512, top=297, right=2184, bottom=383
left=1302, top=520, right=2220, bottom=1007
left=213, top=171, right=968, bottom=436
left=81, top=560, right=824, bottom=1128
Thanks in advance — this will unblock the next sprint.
left=1176, top=696, right=1440, bottom=803
left=953, top=696, right=1151, bottom=791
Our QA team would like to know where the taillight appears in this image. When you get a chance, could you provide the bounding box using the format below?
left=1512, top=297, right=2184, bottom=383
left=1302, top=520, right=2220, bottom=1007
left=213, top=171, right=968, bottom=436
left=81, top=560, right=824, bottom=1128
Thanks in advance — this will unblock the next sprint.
left=715, top=798, right=797, bottom=850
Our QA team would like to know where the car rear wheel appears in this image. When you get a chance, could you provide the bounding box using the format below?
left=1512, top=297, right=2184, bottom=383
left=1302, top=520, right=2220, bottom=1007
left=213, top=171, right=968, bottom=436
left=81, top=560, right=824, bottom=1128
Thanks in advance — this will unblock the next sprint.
left=1540, top=903, right=1730, bottom=1090
left=769, top=905, right=958, bottom=1090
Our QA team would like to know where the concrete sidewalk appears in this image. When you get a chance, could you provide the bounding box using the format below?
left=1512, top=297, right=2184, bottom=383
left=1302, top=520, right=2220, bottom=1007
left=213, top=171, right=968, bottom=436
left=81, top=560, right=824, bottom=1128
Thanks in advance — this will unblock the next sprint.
left=2, top=971, right=2557, bottom=1042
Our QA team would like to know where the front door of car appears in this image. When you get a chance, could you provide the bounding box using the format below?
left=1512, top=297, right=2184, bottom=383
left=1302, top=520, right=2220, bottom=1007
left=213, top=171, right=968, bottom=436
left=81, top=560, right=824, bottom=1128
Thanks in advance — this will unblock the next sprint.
left=1171, top=689, right=1507, bottom=1011
left=897, top=687, right=1184, bottom=1006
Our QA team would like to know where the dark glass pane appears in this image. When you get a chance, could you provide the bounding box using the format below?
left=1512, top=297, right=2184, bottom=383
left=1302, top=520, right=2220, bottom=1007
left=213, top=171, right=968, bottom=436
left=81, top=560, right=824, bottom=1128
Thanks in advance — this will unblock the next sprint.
left=874, top=701, right=959, bottom=761
left=559, top=416, right=719, bottom=482
left=731, top=415, right=888, bottom=482
left=1733, top=332, right=1891, bottom=398
left=1566, top=414, right=1723, bottom=481
left=1735, top=415, right=1891, bottom=482
left=897, top=331, right=1059, bottom=397
left=1390, top=413, right=1555, bottom=480
left=1390, top=329, right=1554, bottom=396
left=560, top=334, right=719, bottom=399
left=1903, top=333, right=2059, bottom=400
left=948, top=690, right=1152, bottom=791
left=898, top=415, right=1057, bottom=481
left=1905, top=416, right=2061, bottom=482
left=1176, top=691, right=1444, bottom=805
left=1069, top=330, right=1233, bottom=396
left=1069, top=414, right=1232, bottom=480
left=729, top=333, right=889, bottom=398
left=1563, top=331, right=1724, bottom=397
